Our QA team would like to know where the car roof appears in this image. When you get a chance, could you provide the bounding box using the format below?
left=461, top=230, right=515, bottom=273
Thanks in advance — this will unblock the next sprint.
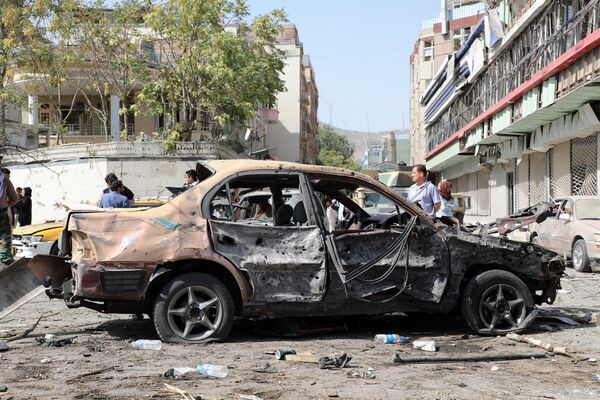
left=556, top=196, right=600, bottom=201
left=204, top=160, right=369, bottom=180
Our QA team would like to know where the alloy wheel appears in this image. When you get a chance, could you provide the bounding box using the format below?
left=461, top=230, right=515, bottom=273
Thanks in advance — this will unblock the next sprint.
left=167, top=285, right=223, bottom=341
left=478, top=283, right=527, bottom=330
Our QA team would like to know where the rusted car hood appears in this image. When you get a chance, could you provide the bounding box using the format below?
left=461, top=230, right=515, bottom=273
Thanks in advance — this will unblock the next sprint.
left=66, top=188, right=211, bottom=265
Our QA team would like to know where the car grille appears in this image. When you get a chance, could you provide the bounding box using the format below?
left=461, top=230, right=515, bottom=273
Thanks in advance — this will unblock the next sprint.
left=100, top=270, right=144, bottom=294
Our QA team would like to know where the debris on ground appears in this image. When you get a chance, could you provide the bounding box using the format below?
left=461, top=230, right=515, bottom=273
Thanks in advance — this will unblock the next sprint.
left=346, top=368, right=376, bottom=379
left=592, top=374, right=600, bottom=382
left=392, top=351, right=549, bottom=364
left=162, top=383, right=200, bottom=400
left=280, top=352, right=318, bottom=363
left=40, top=358, right=51, bottom=364
left=164, top=367, right=198, bottom=379
left=374, top=334, right=407, bottom=344
left=318, top=353, right=352, bottom=369
left=490, top=366, right=499, bottom=371
left=275, top=349, right=296, bottom=360
left=130, top=339, right=162, bottom=350
left=251, top=363, right=277, bottom=374
left=506, top=333, right=570, bottom=357
left=412, top=340, right=437, bottom=352
left=0, top=385, right=7, bottom=392
left=326, top=389, right=339, bottom=398
left=36, top=333, right=75, bottom=347
left=65, top=366, right=118, bottom=383
left=0, top=340, right=8, bottom=352
left=239, top=395, right=263, bottom=400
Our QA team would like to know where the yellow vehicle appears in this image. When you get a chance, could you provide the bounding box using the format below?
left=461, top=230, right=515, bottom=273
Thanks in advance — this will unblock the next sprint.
left=12, top=199, right=165, bottom=258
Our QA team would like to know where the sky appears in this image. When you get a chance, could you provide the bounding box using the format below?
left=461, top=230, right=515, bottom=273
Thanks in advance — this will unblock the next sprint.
left=247, top=1, right=440, bottom=132
left=108, top=0, right=442, bottom=132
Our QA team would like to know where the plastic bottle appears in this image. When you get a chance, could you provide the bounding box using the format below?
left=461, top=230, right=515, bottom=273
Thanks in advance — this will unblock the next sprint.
left=130, top=339, right=162, bottom=350
left=374, top=334, right=407, bottom=344
left=196, top=364, right=228, bottom=378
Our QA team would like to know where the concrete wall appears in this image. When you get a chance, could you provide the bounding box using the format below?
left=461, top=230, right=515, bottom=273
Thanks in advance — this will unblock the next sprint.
left=7, top=157, right=203, bottom=224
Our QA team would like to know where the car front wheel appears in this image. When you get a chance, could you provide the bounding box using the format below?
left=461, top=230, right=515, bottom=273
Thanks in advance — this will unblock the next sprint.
left=572, top=239, right=591, bottom=272
left=153, top=272, right=235, bottom=343
left=461, top=270, right=534, bottom=335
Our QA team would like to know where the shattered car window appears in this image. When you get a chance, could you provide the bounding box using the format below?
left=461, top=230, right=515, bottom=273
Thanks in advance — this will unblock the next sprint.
left=208, top=175, right=302, bottom=227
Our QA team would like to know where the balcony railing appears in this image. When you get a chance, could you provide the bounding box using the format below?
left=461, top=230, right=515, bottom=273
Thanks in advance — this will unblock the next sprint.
left=426, top=0, right=600, bottom=153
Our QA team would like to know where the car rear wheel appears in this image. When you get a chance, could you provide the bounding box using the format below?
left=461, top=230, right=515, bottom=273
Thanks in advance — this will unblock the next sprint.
left=153, top=272, right=234, bottom=343
left=461, top=270, right=534, bottom=335
left=572, top=239, right=590, bottom=272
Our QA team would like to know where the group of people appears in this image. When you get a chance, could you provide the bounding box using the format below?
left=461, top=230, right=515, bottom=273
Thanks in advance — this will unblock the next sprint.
left=99, top=173, right=135, bottom=208
left=408, top=164, right=457, bottom=223
left=1, top=168, right=33, bottom=228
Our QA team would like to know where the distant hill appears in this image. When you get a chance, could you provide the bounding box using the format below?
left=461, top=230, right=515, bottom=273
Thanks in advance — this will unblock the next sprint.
left=332, top=126, right=409, bottom=162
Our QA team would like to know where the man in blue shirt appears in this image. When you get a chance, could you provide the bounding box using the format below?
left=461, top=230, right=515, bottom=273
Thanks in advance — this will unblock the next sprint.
left=100, top=180, right=130, bottom=208
left=407, top=164, right=441, bottom=217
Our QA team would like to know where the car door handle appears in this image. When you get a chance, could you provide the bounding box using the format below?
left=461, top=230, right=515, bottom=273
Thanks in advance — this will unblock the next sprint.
left=217, top=234, right=236, bottom=246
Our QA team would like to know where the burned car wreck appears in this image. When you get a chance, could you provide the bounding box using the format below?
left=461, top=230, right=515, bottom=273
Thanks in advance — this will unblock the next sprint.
left=13, top=161, right=563, bottom=343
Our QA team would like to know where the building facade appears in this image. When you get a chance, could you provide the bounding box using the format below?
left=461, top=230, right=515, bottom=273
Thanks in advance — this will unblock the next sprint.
left=421, top=0, right=600, bottom=222
left=409, top=0, right=485, bottom=166
left=266, top=24, right=319, bottom=164
left=6, top=20, right=318, bottom=163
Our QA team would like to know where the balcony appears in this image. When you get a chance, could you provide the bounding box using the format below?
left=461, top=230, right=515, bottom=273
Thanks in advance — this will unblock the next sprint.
left=260, top=108, right=279, bottom=124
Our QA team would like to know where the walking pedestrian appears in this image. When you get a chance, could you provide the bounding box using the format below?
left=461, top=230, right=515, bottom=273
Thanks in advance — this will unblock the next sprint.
left=408, top=164, right=441, bottom=217
left=100, top=180, right=130, bottom=208
left=18, top=187, right=32, bottom=227
left=0, top=162, right=18, bottom=265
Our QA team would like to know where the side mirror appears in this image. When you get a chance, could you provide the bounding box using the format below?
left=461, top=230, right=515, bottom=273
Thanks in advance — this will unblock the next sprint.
left=558, top=213, right=571, bottom=221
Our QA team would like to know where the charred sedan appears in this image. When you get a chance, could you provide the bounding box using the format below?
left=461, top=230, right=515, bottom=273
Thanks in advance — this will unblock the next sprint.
left=30, top=161, right=563, bottom=343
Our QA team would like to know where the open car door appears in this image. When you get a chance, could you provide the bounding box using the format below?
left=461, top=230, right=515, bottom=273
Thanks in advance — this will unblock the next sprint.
left=308, top=175, right=451, bottom=303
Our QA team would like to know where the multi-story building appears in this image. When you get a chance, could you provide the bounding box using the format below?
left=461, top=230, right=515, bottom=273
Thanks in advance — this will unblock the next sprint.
left=363, top=130, right=410, bottom=170
left=422, top=0, right=600, bottom=222
left=266, top=24, right=319, bottom=164
left=5, top=17, right=318, bottom=163
left=409, top=0, right=485, bottom=166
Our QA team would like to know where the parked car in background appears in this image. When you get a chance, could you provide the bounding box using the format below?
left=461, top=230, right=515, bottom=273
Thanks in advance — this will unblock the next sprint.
left=529, top=196, right=600, bottom=272
left=13, top=199, right=166, bottom=259
left=23, top=161, right=564, bottom=344
left=377, top=170, right=412, bottom=198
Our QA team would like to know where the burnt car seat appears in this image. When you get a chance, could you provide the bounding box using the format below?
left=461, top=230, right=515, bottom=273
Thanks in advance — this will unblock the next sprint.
left=274, top=204, right=294, bottom=226
left=293, top=201, right=308, bottom=225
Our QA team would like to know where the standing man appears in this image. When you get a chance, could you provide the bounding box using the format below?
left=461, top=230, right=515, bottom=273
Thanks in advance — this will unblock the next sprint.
left=13, top=187, right=23, bottom=226
left=0, top=162, right=19, bottom=266
left=103, top=173, right=135, bottom=206
left=100, top=180, right=130, bottom=208
left=18, top=187, right=32, bottom=227
left=408, top=164, right=441, bottom=217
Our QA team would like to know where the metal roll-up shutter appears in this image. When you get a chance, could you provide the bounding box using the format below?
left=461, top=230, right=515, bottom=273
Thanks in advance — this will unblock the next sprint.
left=571, top=134, right=598, bottom=196
left=529, top=151, right=546, bottom=205
left=515, top=155, right=529, bottom=210
left=549, top=141, right=571, bottom=198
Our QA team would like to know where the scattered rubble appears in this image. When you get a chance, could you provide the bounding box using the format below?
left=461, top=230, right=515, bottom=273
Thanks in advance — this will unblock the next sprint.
left=318, top=353, right=352, bottom=369
left=413, top=340, right=437, bottom=352
left=393, top=351, right=550, bottom=364
left=506, top=333, right=570, bottom=357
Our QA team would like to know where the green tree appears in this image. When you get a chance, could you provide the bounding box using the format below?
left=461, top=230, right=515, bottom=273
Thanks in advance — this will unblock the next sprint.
left=51, top=0, right=151, bottom=140
left=139, top=0, right=287, bottom=145
left=318, top=124, right=358, bottom=170
left=0, top=0, right=51, bottom=146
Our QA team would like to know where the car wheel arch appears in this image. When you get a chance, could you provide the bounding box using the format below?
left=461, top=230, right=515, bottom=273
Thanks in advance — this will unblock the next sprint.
left=145, top=259, right=249, bottom=315
left=571, top=235, right=585, bottom=252
left=459, top=263, right=527, bottom=292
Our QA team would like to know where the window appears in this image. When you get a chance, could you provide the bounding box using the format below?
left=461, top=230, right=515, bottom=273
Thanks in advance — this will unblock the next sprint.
left=423, top=39, right=434, bottom=62
left=453, top=27, right=471, bottom=51
left=208, top=174, right=306, bottom=227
